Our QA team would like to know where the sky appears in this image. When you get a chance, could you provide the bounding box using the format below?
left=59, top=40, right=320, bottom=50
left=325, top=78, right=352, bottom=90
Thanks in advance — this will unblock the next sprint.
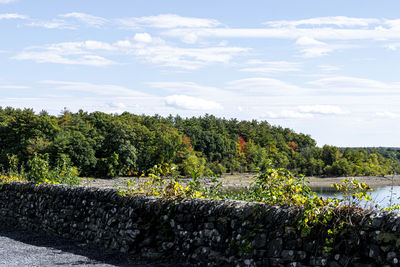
left=1, top=0, right=400, bottom=147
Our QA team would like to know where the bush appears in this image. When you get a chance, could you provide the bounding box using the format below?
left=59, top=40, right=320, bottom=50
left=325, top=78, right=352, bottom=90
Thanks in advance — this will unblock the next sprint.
left=27, top=153, right=79, bottom=185
left=207, top=162, right=226, bottom=177
left=27, top=153, right=50, bottom=182
left=180, top=154, right=206, bottom=177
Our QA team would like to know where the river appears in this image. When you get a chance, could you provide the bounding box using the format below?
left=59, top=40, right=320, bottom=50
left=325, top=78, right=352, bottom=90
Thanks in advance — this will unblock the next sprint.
left=314, top=185, right=400, bottom=209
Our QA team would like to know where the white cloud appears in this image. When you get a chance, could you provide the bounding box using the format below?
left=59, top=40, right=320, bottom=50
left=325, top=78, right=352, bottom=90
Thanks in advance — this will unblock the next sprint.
left=106, top=102, right=128, bottom=114
left=300, top=46, right=335, bottom=58
left=147, top=81, right=224, bottom=96
left=131, top=37, right=248, bottom=69
left=117, top=14, right=221, bottom=29
left=14, top=37, right=247, bottom=69
left=134, top=33, right=153, bottom=43
left=26, top=19, right=74, bottom=29
left=0, top=0, right=16, bottom=3
left=264, top=110, right=313, bottom=119
left=164, top=26, right=393, bottom=41
left=83, top=40, right=115, bottom=50
left=0, top=84, right=29, bottom=89
left=307, top=76, right=400, bottom=94
left=226, top=78, right=302, bottom=95
left=41, top=80, right=150, bottom=97
left=263, top=105, right=346, bottom=120
left=297, top=105, right=346, bottom=115
left=240, top=60, right=302, bottom=74
left=0, top=13, right=27, bottom=19
left=15, top=51, right=115, bottom=66
left=317, top=65, right=341, bottom=72
left=385, top=43, right=400, bottom=51
left=165, top=94, right=222, bottom=110
left=309, top=76, right=383, bottom=88
left=146, top=82, right=242, bottom=110
left=383, top=41, right=400, bottom=51
left=162, top=17, right=400, bottom=53
left=14, top=41, right=117, bottom=66
left=295, top=36, right=325, bottom=46
left=108, top=102, right=126, bottom=109
left=265, top=16, right=379, bottom=28
left=60, top=12, right=107, bottom=27
left=384, top=19, right=400, bottom=29
left=26, top=13, right=106, bottom=29
left=295, top=37, right=338, bottom=58
left=114, top=40, right=132, bottom=48
left=375, top=111, right=400, bottom=118
left=181, top=33, right=199, bottom=44
left=163, top=27, right=362, bottom=57
left=126, top=36, right=241, bottom=68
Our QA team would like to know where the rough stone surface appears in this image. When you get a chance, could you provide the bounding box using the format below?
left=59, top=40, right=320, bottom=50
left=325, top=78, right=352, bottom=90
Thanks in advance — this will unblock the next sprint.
left=0, top=182, right=400, bottom=266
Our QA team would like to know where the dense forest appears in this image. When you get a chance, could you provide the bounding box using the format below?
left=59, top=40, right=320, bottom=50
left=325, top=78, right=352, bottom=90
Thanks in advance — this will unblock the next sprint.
left=0, top=107, right=398, bottom=178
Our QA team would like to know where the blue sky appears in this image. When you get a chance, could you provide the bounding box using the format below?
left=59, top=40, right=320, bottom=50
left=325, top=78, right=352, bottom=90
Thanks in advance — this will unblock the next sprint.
left=1, top=0, right=400, bottom=147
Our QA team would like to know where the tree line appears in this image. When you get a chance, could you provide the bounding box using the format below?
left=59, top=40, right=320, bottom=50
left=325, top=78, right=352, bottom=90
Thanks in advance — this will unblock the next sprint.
left=0, top=107, right=398, bottom=178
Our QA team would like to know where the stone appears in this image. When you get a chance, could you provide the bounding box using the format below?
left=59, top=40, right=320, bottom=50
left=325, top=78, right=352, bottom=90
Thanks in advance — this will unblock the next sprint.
left=204, top=222, right=214, bottom=229
left=1, top=182, right=400, bottom=267
left=161, top=242, right=174, bottom=251
left=310, top=256, right=327, bottom=266
left=376, top=232, right=397, bottom=243
left=267, top=238, right=283, bottom=257
left=328, top=261, right=341, bottom=267
left=252, top=233, right=266, bottom=249
left=386, top=251, right=397, bottom=261
left=369, top=244, right=381, bottom=258
left=281, top=249, right=295, bottom=260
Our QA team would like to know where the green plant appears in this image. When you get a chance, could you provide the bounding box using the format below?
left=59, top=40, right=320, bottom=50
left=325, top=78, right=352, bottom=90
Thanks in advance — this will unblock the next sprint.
left=118, top=165, right=204, bottom=199
left=27, top=153, right=50, bottom=182
left=50, top=154, right=80, bottom=185
left=248, top=168, right=313, bottom=205
left=0, top=174, right=26, bottom=184
left=200, top=170, right=223, bottom=198
left=7, top=154, right=20, bottom=177
left=26, top=153, right=80, bottom=185
left=117, top=164, right=377, bottom=256
left=332, top=178, right=372, bottom=208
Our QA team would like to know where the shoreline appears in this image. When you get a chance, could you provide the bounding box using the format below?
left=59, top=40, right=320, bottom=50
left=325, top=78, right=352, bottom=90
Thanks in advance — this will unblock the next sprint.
left=308, top=175, right=400, bottom=189
left=219, top=173, right=400, bottom=189
left=80, top=174, right=400, bottom=190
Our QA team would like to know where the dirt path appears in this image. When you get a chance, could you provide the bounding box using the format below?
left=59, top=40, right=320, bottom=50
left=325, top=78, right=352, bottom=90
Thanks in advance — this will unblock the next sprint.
left=80, top=174, right=400, bottom=190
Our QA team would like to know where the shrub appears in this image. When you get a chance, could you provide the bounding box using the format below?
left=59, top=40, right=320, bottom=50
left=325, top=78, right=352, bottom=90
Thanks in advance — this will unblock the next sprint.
left=27, top=153, right=79, bottom=185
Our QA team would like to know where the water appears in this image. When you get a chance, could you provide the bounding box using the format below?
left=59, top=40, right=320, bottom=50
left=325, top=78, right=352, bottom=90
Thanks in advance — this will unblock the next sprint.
left=221, top=185, right=400, bottom=210
left=314, top=185, right=400, bottom=209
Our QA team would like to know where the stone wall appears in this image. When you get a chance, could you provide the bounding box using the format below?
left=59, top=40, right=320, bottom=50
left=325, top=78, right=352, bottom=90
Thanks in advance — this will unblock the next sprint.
left=0, top=182, right=399, bottom=266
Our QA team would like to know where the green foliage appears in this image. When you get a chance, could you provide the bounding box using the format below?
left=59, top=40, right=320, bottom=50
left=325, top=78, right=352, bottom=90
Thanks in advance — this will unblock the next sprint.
left=97, top=152, right=119, bottom=178
left=181, top=153, right=206, bottom=177
left=27, top=153, right=50, bottom=182
left=118, top=168, right=204, bottom=200
left=207, top=162, right=226, bottom=177
left=51, top=154, right=80, bottom=185
left=117, top=165, right=375, bottom=255
left=248, top=166, right=312, bottom=205
left=0, top=174, right=26, bottom=184
left=332, top=178, right=372, bottom=208
left=26, top=153, right=79, bottom=185
left=0, top=107, right=398, bottom=178
left=7, top=154, right=21, bottom=177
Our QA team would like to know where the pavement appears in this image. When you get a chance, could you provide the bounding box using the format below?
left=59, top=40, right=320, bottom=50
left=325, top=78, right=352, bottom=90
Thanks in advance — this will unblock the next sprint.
left=0, top=226, right=188, bottom=267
